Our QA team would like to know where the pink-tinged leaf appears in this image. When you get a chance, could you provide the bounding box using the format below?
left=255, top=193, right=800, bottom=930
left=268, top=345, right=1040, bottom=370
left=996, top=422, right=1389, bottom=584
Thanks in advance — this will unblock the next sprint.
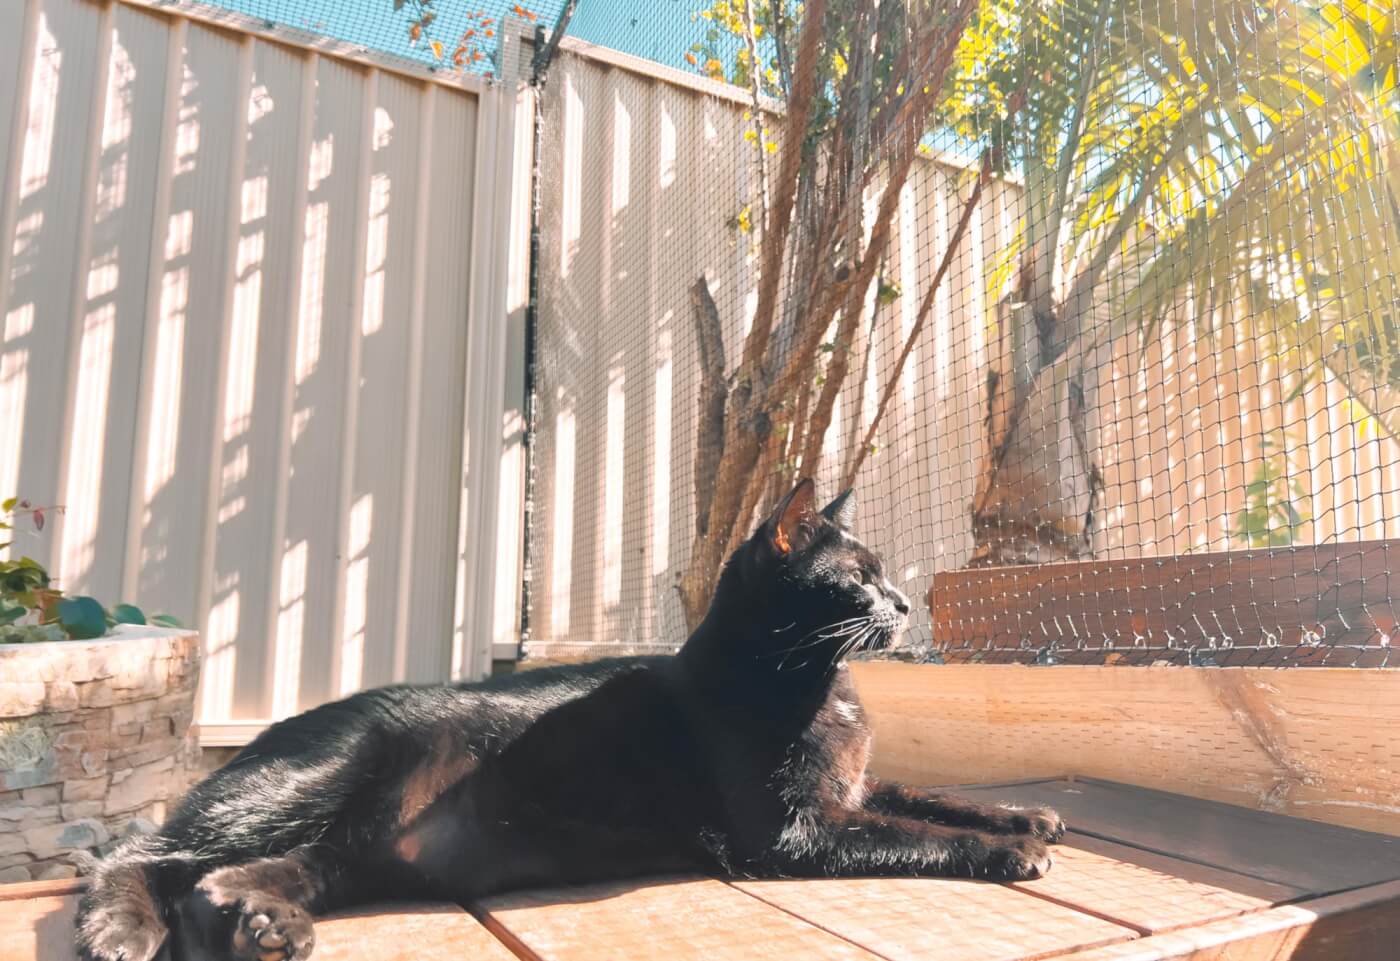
left=32, top=508, right=43, bottom=531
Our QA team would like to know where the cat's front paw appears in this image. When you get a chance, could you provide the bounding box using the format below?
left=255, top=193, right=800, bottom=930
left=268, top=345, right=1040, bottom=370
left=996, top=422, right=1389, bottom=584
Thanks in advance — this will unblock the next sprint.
left=980, top=835, right=1053, bottom=881
left=1008, top=805, right=1065, bottom=843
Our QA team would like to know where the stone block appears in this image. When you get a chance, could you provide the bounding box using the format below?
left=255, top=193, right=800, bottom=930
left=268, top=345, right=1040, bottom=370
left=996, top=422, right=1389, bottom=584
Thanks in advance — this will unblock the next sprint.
left=23, top=818, right=111, bottom=859
left=20, top=785, right=61, bottom=805
left=0, top=682, right=46, bottom=718
left=76, top=680, right=117, bottom=709
left=110, top=739, right=178, bottom=769
left=61, top=801, right=103, bottom=820
left=0, top=865, right=31, bottom=882
left=141, top=718, right=175, bottom=743
left=0, top=806, right=40, bottom=829
left=123, top=818, right=158, bottom=837
left=44, top=682, right=79, bottom=712
left=109, top=701, right=157, bottom=727
left=63, top=775, right=109, bottom=802
left=35, top=861, right=78, bottom=880
left=105, top=758, right=176, bottom=816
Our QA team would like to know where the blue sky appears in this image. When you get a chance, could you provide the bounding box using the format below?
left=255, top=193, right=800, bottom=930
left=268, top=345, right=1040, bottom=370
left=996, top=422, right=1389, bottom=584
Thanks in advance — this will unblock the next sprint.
left=202, top=0, right=718, bottom=74
left=201, top=0, right=984, bottom=164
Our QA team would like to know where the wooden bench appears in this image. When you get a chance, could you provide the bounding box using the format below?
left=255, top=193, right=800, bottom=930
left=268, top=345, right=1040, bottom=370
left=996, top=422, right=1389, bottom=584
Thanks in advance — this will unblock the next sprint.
left=6, top=780, right=1399, bottom=961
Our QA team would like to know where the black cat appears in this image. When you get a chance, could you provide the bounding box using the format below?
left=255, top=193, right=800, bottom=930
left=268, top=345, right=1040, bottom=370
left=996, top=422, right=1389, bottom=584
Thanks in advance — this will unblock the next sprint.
left=76, top=479, right=1062, bottom=961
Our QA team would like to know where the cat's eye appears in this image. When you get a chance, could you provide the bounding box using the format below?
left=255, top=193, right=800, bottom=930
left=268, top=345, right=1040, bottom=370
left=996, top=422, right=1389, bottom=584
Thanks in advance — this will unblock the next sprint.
left=851, top=570, right=871, bottom=587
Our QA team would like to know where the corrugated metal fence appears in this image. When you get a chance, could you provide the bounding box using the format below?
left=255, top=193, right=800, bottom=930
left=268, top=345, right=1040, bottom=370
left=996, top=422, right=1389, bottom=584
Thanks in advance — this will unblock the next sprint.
left=0, top=0, right=531, bottom=730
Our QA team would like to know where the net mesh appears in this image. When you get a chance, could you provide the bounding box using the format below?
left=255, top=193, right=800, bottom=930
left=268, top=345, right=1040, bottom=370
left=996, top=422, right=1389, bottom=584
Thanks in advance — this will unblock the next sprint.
left=191, top=0, right=1400, bottom=669
left=522, top=0, right=1400, bottom=668
left=186, top=0, right=728, bottom=76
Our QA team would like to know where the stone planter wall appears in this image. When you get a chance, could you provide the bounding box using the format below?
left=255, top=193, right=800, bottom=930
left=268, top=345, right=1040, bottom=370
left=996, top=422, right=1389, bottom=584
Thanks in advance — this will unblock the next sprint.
left=0, top=627, right=201, bottom=882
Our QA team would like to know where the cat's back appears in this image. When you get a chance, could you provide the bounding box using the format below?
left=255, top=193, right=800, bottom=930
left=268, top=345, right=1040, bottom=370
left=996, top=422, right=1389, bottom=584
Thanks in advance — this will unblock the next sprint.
left=360, top=655, right=674, bottom=738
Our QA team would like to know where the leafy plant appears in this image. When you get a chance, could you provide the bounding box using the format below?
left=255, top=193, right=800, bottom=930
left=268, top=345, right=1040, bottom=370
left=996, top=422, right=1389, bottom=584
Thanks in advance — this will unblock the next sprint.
left=1230, top=429, right=1314, bottom=548
left=939, top=0, right=1400, bottom=567
left=395, top=1, right=539, bottom=75
left=0, top=498, right=181, bottom=644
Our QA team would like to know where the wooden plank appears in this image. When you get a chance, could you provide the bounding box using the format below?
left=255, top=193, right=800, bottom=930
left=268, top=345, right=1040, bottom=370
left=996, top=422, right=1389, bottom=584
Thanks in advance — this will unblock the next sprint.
left=1013, top=835, right=1300, bottom=934
left=0, top=879, right=84, bottom=902
left=0, top=891, right=515, bottom=961
left=314, top=903, right=519, bottom=961
left=475, top=875, right=887, bottom=960
left=851, top=661, right=1400, bottom=837
left=1042, top=879, right=1400, bottom=961
left=927, top=539, right=1399, bottom=666
left=0, top=893, right=80, bottom=961
left=953, top=780, right=1400, bottom=895
left=731, top=877, right=1137, bottom=961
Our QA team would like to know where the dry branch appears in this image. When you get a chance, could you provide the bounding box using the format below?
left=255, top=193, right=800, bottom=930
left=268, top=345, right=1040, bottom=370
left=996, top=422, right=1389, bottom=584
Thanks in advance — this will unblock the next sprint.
left=691, top=276, right=728, bottom=539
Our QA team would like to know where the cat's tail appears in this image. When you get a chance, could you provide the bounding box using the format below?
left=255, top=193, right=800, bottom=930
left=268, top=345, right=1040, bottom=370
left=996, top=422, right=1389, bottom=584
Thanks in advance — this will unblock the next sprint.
left=74, top=833, right=200, bottom=961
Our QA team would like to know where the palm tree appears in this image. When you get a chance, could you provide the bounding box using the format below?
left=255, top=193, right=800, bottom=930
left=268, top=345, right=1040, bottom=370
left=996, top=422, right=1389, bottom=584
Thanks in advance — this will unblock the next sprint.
left=947, top=0, right=1400, bottom=566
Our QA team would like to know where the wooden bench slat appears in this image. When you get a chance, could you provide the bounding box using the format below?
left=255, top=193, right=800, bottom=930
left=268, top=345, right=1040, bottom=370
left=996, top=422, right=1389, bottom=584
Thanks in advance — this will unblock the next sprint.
left=1011, top=836, right=1300, bottom=935
left=314, top=903, right=519, bottom=961
left=955, top=779, right=1400, bottom=894
left=0, top=879, right=85, bottom=902
left=0, top=891, right=514, bottom=961
left=731, top=877, right=1137, bottom=961
left=1039, top=878, right=1400, bottom=961
left=475, top=875, right=886, bottom=960
left=0, top=894, right=80, bottom=961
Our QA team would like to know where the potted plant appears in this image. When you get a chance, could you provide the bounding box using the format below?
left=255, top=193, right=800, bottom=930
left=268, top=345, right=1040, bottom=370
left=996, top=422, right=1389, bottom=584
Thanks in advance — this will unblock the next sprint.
left=0, top=500, right=201, bottom=883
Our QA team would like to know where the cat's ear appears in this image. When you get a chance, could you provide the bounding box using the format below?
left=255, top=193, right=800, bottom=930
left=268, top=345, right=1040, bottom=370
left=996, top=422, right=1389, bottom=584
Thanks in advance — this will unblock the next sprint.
left=821, top=488, right=857, bottom=529
left=765, top=478, right=819, bottom=555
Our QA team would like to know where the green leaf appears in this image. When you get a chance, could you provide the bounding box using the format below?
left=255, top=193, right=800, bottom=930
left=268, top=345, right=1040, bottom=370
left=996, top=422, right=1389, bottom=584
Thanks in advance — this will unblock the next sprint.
left=0, top=603, right=25, bottom=626
left=2, top=497, right=16, bottom=513
left=57, top=596, right=107, bottom=640
left=150, top=614, right=184, bottom=629
left=111, top=604, right=146, bottom=626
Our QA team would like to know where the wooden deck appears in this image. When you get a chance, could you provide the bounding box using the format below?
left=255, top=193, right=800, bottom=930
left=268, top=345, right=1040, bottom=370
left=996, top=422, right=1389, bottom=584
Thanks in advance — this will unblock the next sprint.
left=6, top=780, right=1400, bottom=961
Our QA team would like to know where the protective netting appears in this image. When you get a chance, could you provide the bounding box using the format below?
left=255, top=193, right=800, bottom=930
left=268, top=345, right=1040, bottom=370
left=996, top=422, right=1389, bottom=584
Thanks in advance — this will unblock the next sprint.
left=190, top=0, right=730, bottom=76
left=523, top=0, right=1400, bottom=668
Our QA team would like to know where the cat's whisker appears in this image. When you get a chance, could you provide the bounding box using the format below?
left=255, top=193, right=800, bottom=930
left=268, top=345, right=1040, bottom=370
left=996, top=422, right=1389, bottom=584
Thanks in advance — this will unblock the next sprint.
left=764, top=616, right=872, bottom=656
left=768, top=617, right=876, bottom=663
left=779, top=617, right=885, bottom=673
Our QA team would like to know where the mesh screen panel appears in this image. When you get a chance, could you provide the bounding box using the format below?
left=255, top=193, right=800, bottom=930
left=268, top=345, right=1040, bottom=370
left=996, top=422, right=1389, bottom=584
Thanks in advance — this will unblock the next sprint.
left=187, top=1, right=724, bottom=75
left=522, top=0, right=1400, bottom=668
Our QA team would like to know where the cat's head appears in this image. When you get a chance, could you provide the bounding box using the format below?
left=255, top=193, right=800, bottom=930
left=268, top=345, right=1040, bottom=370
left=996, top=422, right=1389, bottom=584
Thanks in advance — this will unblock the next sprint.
left=727, top=478, right=910, bottom=666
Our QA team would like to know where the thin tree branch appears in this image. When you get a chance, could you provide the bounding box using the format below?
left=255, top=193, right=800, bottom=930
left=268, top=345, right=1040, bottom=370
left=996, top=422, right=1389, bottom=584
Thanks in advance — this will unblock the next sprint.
left=739, top=0, right=827, bottom=377
left=742, top=0, right=774, bottom=234
left=770, top=0, right=793, bottom=98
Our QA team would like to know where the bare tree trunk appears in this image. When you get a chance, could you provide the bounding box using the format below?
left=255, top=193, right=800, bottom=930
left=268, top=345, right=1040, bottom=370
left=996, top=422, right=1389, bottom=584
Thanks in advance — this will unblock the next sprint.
left=968, top=287, right=1103, bottom=567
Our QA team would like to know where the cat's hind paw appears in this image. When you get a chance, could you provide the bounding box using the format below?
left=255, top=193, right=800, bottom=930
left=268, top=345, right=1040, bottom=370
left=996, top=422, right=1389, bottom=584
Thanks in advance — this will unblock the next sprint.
left=231, top=898, right=315, bottom=961
left=75, top=908, right=166, bottom=961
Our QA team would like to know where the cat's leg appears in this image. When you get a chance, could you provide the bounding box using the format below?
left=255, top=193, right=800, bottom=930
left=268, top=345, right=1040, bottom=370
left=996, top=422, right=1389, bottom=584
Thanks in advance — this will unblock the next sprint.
left=76, top=834, right=181, bottom=961
left=771, top=805, right=1053, bottom=881
left=863, top=779, right=1065, bottom=842
left=172, top=847, right=361, bottom=961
